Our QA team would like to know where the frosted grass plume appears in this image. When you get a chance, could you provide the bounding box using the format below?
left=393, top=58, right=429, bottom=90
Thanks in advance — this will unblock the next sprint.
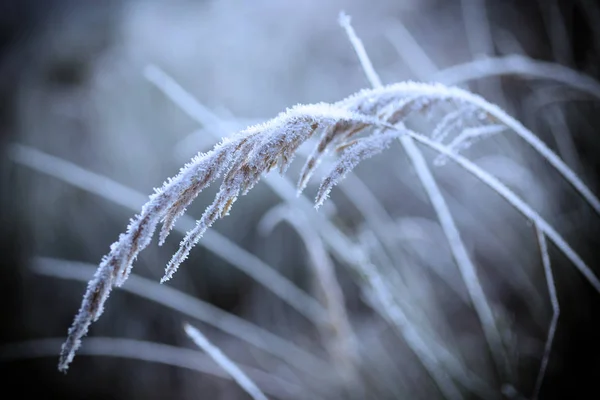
left=58, top=79, right=600, bottom=373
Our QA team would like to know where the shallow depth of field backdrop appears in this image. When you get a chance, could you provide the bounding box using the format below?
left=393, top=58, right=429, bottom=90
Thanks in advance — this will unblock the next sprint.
left=1, top=0, right=599, bottom=399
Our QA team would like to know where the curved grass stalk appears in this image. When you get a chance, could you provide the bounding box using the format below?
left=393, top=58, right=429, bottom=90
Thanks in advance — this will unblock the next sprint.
left=41, top=77, right=598, bottom=380
left=436, top=53, right=600, bottom=205
left=434, top=54, right=600, bottom=100
left=35, top=32, right=598, bottom=383
left=184, top=323, right=269, bottom=400
left=10, top=144, right=325, bottom=324
left=8, top=144, right=328, bottom=371
left=143, top=64, right=337, bottom=216
left=144, top=63, right=403, bottom=273
left=143, top=64, right=411, bottom=378
left=258, top=204, right=358, bottom=378
left=0, top=337, right=307, bottom=400
left=406, top=130, right=600, bottom=293
left=32, top=257, right=330, bottom=378
left=361, top=82, right=600, bottom=215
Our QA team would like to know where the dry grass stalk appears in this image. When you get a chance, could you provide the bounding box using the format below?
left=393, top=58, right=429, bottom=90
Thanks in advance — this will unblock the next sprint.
left=184, top=323, right=269, bottom=400
left=1, top=337, right=304, bottom=400
left=259, top=204, right=358, bottom=380
left=33, top=257, right=330, bottom=377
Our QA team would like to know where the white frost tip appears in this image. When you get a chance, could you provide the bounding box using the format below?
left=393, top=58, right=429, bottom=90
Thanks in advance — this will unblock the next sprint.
left=338, top=11, right=351, bottom=27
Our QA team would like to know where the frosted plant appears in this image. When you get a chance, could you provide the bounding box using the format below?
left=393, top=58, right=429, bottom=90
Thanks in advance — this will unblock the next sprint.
left=55, top=13, right=600, bottom=400
left=57, top=99, right=401, bottom=372
left=58, top=77, right=600, bottom=376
